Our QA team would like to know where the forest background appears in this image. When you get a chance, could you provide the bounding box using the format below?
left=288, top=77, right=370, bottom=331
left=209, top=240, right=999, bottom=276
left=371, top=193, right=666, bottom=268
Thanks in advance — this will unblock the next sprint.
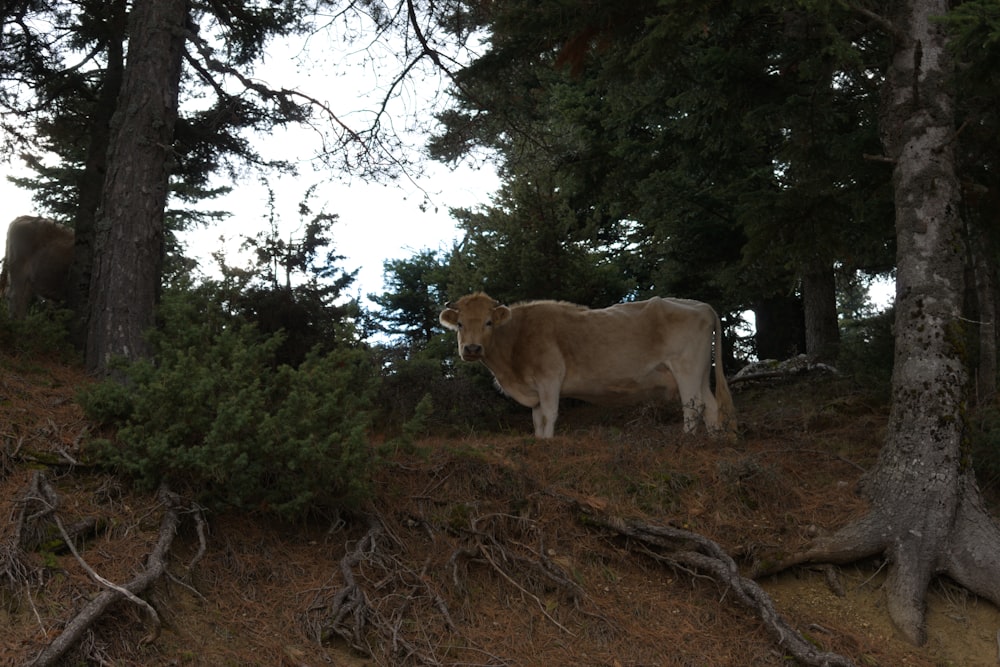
left=4, top=0, right=1000, bottom=663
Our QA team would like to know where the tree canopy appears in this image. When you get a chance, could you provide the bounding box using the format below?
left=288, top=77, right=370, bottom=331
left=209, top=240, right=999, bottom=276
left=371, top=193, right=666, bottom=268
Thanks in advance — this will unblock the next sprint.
left=429, top=0, right=902, bottom=360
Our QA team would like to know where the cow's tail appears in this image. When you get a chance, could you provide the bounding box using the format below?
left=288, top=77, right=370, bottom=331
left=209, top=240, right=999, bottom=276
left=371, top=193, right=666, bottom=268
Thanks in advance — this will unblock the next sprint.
left=713, top=310, right=738, bottom=438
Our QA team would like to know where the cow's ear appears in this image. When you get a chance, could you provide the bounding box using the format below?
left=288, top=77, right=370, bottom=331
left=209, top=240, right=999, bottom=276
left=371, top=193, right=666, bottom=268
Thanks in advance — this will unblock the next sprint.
left=439, top=307, right=460, bottom=330
left=492, top=305, right=512, bottom=326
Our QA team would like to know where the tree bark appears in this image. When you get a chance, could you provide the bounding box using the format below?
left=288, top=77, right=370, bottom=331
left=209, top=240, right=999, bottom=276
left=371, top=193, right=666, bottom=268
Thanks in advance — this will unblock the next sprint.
left=753, top=294, right=806, bottom=360
left=801, top=264, right=840, bottom=363
left=756, top=0, right=1000, bottom=646
left=970, top=230, right=997, bottom=404
left=69, top=0, right=127, bottom=350
left=86, top=0, right=188, bottom=373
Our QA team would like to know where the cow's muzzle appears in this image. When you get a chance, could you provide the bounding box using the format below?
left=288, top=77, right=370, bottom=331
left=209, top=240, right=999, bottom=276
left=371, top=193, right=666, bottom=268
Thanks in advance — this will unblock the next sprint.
left=461, top=344, right=483, bottom=361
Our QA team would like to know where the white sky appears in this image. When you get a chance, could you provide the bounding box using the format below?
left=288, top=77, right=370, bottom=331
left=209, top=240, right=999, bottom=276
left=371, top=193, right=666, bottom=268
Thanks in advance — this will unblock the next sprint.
left=1, top=16, right=499, bottom=304
left=0, top=158, right=498, bottom=304
left=179, top=159, right=497, bottom=300
left=177, top=21, right=501, bottom=300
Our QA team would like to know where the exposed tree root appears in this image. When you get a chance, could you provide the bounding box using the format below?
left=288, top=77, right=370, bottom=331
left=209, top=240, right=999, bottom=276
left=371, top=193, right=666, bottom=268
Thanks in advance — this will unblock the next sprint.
left=752, top=469, right=1000, bottom=647
left=578, top=506, right=857, bottom=667
left=310, top=513, right=463, bottom=666
left=314, top=495, right=858, bottom=666
left=1, top=471, right=57, bottom=589
left=312, top=507, right=606, bottom=666
left=30, top=481, right=194, bottom=667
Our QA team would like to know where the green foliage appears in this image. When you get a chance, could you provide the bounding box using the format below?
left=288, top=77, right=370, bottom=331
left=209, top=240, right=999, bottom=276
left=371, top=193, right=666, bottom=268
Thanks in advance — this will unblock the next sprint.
left=397, top=393, right=435, bottom=449
left=80, top=286, right=379, bottom=518
left=75, top=369, right=134, bottom=427
left=446, top=179, right=633, bottom=306
left=0, top=305, right=77, bottom=361
left=212, top=197, right=363, bottom=367
left=374, top=340, right=522, bottom=437
left=369, top=249, right=451, bottom=346
left=431, top=0, right=896, bottom=318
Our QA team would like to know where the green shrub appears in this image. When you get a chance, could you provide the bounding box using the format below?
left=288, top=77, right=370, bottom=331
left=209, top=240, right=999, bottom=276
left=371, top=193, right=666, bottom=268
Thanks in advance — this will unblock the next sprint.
left=75, top=371, right=135, bottom=427
left=375, top=343, right=522, bottom=436
left=81, top=286, right=379, bottom=517
left=0, top=305, right=76, bottom=360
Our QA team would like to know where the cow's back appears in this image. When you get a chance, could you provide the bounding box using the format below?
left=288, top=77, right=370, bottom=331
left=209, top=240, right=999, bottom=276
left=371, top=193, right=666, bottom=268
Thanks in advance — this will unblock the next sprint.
left=497, top=298, right=710, bottom=403
left=510, top=297, right=711, bottom=358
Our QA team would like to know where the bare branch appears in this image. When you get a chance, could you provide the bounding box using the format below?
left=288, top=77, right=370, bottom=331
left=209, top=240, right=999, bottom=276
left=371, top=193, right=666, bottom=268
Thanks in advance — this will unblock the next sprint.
left=31, top=484, right=187, bottom=667
left=53, top=513, right=162, bottom=641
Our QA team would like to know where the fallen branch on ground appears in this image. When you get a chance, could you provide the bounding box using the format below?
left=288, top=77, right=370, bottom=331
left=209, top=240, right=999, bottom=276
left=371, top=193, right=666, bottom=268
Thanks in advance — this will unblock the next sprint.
left=578, top=506, right=856, bottom=667
left=31, top=482, right=191, bottom=667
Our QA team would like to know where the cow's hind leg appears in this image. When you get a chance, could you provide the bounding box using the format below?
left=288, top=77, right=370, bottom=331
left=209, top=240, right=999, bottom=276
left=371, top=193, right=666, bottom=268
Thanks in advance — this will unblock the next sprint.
left=673, top=369, right=714, bottom=435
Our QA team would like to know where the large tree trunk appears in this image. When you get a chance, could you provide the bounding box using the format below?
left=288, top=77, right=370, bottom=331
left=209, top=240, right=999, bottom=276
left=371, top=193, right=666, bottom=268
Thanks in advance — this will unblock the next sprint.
left=86, top=0, right=188, bottom=373
left=68, top=0, right=127, bottom=350
left=753, top=294, right=806, bottom=360
left=801, top=264, right=839, bottom=363
left=758, top=0, right=1000, bottom=646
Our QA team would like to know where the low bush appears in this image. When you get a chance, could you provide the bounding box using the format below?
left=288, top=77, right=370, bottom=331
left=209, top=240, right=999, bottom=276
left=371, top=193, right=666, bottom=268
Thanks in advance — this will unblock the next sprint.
left=375, top=343, right=522, bottom=437
left=0, top=304, right=76, bottom=360
left=79, top=285, right=379, bottom=518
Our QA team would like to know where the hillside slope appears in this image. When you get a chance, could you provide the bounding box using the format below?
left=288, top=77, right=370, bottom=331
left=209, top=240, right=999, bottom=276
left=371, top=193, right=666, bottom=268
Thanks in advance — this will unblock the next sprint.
left=2, top=350, right=1000, bottom=666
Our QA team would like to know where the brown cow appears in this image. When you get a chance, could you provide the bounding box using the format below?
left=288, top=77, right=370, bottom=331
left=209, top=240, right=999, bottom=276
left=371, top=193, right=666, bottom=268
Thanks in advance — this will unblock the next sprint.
left=0, top=216, right=75, bottom=319
left=439, top=292, right=737, bottom=438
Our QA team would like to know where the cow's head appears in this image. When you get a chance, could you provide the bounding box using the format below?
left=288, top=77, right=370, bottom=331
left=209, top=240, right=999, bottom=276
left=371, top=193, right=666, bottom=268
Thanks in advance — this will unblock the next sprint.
left=439, top=292, right=512, bottom=361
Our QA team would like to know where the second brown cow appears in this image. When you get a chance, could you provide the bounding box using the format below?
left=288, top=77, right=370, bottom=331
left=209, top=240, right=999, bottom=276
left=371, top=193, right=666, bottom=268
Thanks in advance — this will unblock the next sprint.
left=0, top=216, right=75, bottom=319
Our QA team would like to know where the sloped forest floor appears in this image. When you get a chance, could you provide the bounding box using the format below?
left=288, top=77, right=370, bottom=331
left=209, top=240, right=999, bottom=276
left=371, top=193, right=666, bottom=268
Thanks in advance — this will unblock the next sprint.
left=3, top=349, right=1000, bottom=666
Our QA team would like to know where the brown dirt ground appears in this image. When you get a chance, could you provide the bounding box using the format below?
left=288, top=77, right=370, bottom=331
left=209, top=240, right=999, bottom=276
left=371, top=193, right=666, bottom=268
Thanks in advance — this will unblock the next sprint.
left=2, top=350, right=1000, bottom=666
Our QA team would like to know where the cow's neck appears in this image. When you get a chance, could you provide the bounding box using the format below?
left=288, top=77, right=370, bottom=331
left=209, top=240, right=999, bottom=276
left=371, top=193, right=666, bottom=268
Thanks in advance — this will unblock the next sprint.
left=480, top=323, right=525, bottom=387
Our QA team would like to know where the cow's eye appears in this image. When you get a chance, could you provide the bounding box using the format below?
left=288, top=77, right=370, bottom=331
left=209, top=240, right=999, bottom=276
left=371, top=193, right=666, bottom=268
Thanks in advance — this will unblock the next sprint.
left=457, top=322, right=463, bottom=330
left=485, top=320, right=493, bottom=327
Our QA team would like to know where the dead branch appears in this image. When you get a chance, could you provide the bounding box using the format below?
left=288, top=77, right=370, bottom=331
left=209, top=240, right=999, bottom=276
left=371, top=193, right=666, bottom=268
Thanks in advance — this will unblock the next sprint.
left=313, top=512, right=475, bottom=666
left=30, top=484, right=191, bottom=667
left=448, top=513, right=602, bottom=636
left=1, top=471, right=56, bottom=588
left=579, top=508, right=857, bottom=667
left=318, top=514, right=446, bottom=664
left=54, top=512, right=162, bottom=638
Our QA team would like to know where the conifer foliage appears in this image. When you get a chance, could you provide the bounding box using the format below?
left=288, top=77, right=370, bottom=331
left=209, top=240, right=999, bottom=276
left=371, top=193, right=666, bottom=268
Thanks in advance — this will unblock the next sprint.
left=79, top=281, right=377, bottom=518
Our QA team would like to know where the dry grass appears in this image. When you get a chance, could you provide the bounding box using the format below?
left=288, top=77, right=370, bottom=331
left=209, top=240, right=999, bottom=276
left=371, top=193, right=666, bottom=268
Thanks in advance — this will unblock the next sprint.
left=2, top=350, right=999, bottom=666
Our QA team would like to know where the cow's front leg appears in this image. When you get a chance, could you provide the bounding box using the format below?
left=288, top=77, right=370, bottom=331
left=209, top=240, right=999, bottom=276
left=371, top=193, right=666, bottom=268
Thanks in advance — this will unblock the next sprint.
left=532, top=389, right=559, bottom=438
